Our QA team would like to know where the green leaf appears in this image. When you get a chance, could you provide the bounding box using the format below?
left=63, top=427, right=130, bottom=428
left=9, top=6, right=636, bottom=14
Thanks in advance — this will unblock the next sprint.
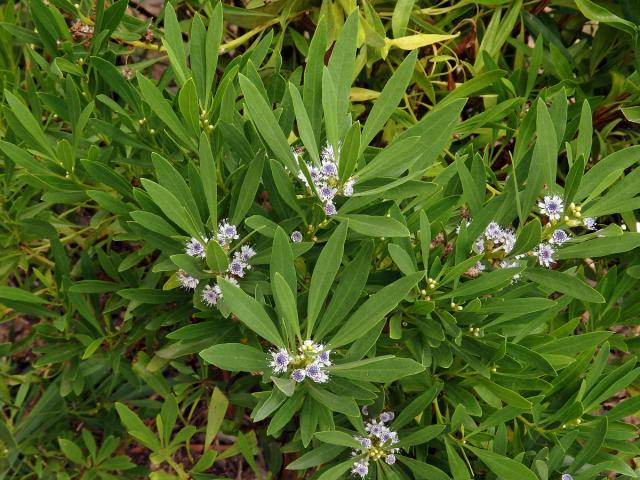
left=556, top=233, right=640, bottom=259
left=316, top=241, right=373, bottom=339
left=271, top=227, right=297, bottom=295
left=231, top=154, right=264, bottom=224
left=141, top=179, right=199, bottom=237
left=396, top=424, right=445, bottom=448
left=327, top=10, right=358, bottom=124
left=330, top=272, right=423, bottom=347
left=303, top=18, right=327, bottom=135
left=445, top=439, right=471, bottom=480
left=178, top=79, right=200, bottom=134
left=199, top=133, right=217, bottom=228
left=338, top=121, right=361, bottom=182
left=361, top=50, right=417, bottom=149
left=205, top=387, right=228, bottom=449
left=466, top=446, right=538, bottom=480
left=271, top=376, right=296, bottom=397
left=391, top=0, right=416, bottom=38
left=569, top=417, right=608, bottom=473
left=307, top=221, right=349, bottom=334
left=523, top=268, right=605, bottom=303
left=575, top=0, right=637, bottom=34
left=0, top=287, right=48, bottom=304
left=152, top=153, right=203, bottom=233
left=68, top=280, right=120, bottom=294
left=330, top=355, right=425, bottom=382
left=117, top=288, right=184, bottom=304
left=161, top=3, right=188, bottom=85
left=576, top=146, right=640, bottom=201
left=288, top=83, right=320, bottom=163
left=58, top=438, right=86, bottom=465
left=314, top=430, right=363, bottom=449
left=474, top=377, right=532, bottom=409
left=217, top=278, right=285, bottom=347
left=356, top=136, right=422, bottom=181
left=137, top=74, right=195, bottom=150
left=388, top=243, right=417, bottom=275
left=397, top=455, right=451, bottom=480
left=392, top=384, right=442, bottom=430
left=510, top=218, right=542, bottom=256
left=340, top=214, right=410, bottom=237
left=317, top=458, right=354, bottom=480
left=273, top=272, right=301, bottom=342
left=238, top=74, right=297, bottom=173
left=321, top=66, right=339, bottom=151
left=115, top=402, right=159, bottom=450
left=564, top=154, right=586, bottom=205
left=441, top=267, right=523, bottom=299
left=199, top=343, right=267, bottom=372
left=205, top=240, right=228, bottom=272
left=4, top=90, right=56, bottom=159
left=306, top=383, right=360, bottom=417
left=286, top=443, right=346, bottom=470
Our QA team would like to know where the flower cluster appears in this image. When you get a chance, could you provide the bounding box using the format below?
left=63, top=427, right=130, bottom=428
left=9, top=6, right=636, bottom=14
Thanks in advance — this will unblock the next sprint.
left=475, top=221, right=516, bottom=255
left=294, top=144, right=356, bottom=216
left=268, top=340, right=331, bottom=383
left=176, top=220, right=256, bottom=307
left=351, top=412, right=400, bottom=478
left=538, top=195, right=564, bottom=221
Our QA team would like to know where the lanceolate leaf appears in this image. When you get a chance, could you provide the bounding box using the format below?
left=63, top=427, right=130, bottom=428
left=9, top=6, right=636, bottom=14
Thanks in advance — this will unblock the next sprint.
left=330, top=272, right=423, bottom=347
left=238, top=74, right=298, bottom=173
left=307, top=221, right=349, bottom=335
left=217, top=278, right=285, bottom=348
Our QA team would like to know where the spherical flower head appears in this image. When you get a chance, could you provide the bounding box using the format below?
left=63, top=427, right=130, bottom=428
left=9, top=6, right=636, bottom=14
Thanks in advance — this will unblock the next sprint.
left=385, top=454, right=396, bottom=465
left=228, top=258, right=247, bottom=278
left=316, top=349, right=331, bottom=366
left=322, top=143, right=337, bottom=163
left=321, top=159, right=338, bottom=178
left=291, top=231, right=303, bottom=243
left=185, top=237, right=206, bottom=258
left=550, top=229, right=569, bottom=245
left=561, top=475, right=573, bottom=480
left=324, top=202, right=337, bottom=216
left=201, top=284, right=221, bottom=306
left=238, top=244, right=256, bottom=261
left=367, top=421, right=383, bottom=437
left=297, top=170, right=310, bottom=187
left=534, top=242, right=555, bottom=268
left=361, top=405, right=369, bottom=416
left=356, top=436, right=372, bottom=449
left=351, top=460, right=369, bottom=478
left=502, top=229, right=516, bottom=253
left=300, top=339, right=317, bottom=353
left=177, top=270, right=199, bottom=290
left=317, top=183, right=337, bottom=202
left=474, top=237, right=485, bottom=253
left=291, top=368, right=306, bottom=382
left=309, top=165, right=322, bottom=183
left=538, top=195, right=564, bottom=221
left=379, top=428, right=395, bottom=443
left=305, top=362, right=329, bottom=383
left=485, top=222, right=503, bottom=242
left=217, top=220, right=239, bottom=245
left=343, top=178, right=356, bottom=197
left=269, top=348, right=291, bottom=374
left=583, top=217, right=597, bottom=230
left=223, top=275, right=239, bottom=286
left=379, top=411, right=394, bottom=423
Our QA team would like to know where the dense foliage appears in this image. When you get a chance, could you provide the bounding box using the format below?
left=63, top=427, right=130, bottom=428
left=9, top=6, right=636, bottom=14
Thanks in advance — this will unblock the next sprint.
left=1, top=0, right=639, bottom=479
